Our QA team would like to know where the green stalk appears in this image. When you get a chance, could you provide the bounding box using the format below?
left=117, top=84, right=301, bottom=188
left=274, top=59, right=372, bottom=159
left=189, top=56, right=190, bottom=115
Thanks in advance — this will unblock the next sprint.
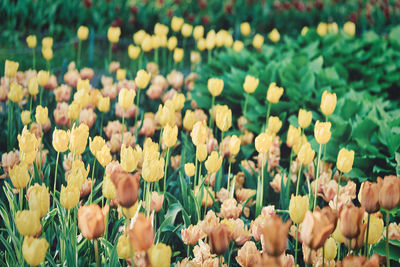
left=108, top=43, right=112, bottom=64
left=243, top=93, right=249, bottom=118
left=52, top=151, right=60, bottom=209
left=32, top=48, right=36, bottom=69
left=89, top=157, right=97, bottom=204
left=386, top=210, right=390, bottom=267
left=99, top=113, right=104, bottom=137
left=208, top=95, right=215, bottom=129
left=94, top=239, right=101, bottom=267
left=134, top=88, right=141, bottom=139
left=256, top=156, right=266, bottom=217
left=77, top=40, right=82, bottom=69
left=19, top=188, right=23, bottom=210
left=227, top=156, right=232, bottom=194
left=145, top=182, right=151, bottom=216
left=295, top=164, right=303, bottom=196
left=163, top=148, right=171, bottom=196
left=197, top=164, right=202, bottom=188
left=194, top=157, right=198, bottom=191
left=7, top=101, right=13, bottom=151
left=207, top=49, right=211, bottom=63
left=39, top=85, right=43, bottom=106
left=313, top=144, right=322, bottom=211
left=154, top=48, right=159, bottom=65
left=322, top=246, right=325, bottom=267
left=265, top=102, right=272, bottom=129
left=364, top=213, right=371, bottom=257
left=295, top=224, right=299, bottom=266
left=336, top=171, right=343, bottom=209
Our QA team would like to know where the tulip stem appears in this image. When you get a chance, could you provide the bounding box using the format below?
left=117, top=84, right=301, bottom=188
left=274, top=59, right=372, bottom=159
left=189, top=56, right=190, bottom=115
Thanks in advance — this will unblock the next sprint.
left=194, top=156, right=198, bottom=191
left=295, top=164, right=303, bottom=196
left=94, top=239, right=101, bottom=267
left=313, top=143, right=322, bottom=211
left=7, top=101, right=13, bottom=151
left=208, top=49, right=211, bottom=63
left=337, top=243, right=341, bottom=261
left=208, top=95, right=215, bottom=129
left=322, top=246, right=325, bottom=267
left=227, top=156, right=232, bottom=195
left=52, top=151, right=60, bottom=209
left=265, top=102, right=272, bottom=129
left=336, top=171, right=342, bottom=210
left=104, top=199, right=110, bottom=240
left=89, top=157, right=96, bottom=204
left=295, top=223, right=299, bottom=267
left=243, top=93, right=249, bottom=118
left=154, top=48, right=159, bottom=65
left=32, top=48, right=36, bottom=69
left=19, top=188, right=23, bottom=211
left=39, top=85, right=43, bottom=106
left=99, top=113, right=104, bottom=137
left=163, top=147, right=171, bottom=196
left=364, top=213, right=371, bottom=257
left=134, top=89, right=141, bottom=139
left=386, top=210, right=390, bottom=267
left=255, top=155, right=266, bottom=217
left=77, top=40, right=82, bottom=69
left=146, top=182, right=151, bottom=216
left=108, top=43, right=112, bottom=64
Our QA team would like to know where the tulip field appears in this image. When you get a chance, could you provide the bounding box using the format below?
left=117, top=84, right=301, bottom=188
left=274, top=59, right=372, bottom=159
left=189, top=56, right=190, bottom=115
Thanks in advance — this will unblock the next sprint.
left=1, top=1, right=400, bottom=266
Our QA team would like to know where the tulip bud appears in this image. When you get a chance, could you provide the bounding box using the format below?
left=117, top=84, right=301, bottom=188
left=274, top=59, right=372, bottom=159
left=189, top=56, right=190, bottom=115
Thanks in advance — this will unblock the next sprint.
left=116, top=68, right=126, bottom=81
left=163, top=124, right=178, bottom=148
left=167, top=36, right=178, bottom=51
left=332, top=220, right=345, bottom=243
left=120, top=145, right=140, bottom=172
left=266, top=116, right=282, bottom=135
left=21, top=110, right=31, bottom=125
left=301, top=26, right=309, bottom=36
left=183, top=110, right=195, bottom=131
left=268, top=28, right=280, bottom=43
left=240, top=22, right=251, bottom=36
left=27, top=183, right=50, bottom=218
left=185, top=163, right=195, bottom=177
left=35, top=105, right=48, bottom=125
left=233, top=40, right=244, bottom=52
left=343, top=21, right=356, bottom=36
left=260, top=214, right=291, bottom=257
left=197, top=38, right=206, bottom=51
left=5, top=60, right=19, bottom=78
left=289, top=194, right=309, bottom=224
left=97, top=96, right=110, bottom=113
left=77, top=26, right=89, bottom=40
left=181, top=23, right=193, bottom=37
left=266, top=82, right=284, bottom=103
left=286, top=125, right=301, bottom=148
left=196, top=143, right=208, bottom=162
left=135, top=69, right=151, bottom=89
left=102, top=175, right=116, bottom=200
left=173, top=48, right=184, bottom=63
left=340, top=204, right=365, bottom=239
left=255, top=133, right=273, bottom=154
left=298, top=142, right=315, bottom=165
left=96, top=145, right=112, bottom=167
left=128, top=44, right=141, bottom=59
left=111, top=171, right=139, bottom=208
left=69, top=123, right=89, bottom=155
left=298, top=109, right=312, bottom=129
left=193, top=25, right=204, bottom=40
left=324, top=237, right=337, bottom=260
left=68, top=101, right=82, bottom=121
left=42, top=47, right=53, bottom=61
left=116, top=235, right=131, bottom=259
left=171, top=16, right=184, bottom=32
left=327, top=22, right=339, bottom=34
left=206, top=30, right=216, bottom=50
left=243, top=75, right=259, bottom=94
left=317, top=22, right=328, bottom=36
left=229, top=135, right=241, bottom=156
left=314, top=120, right=331, bottom=145
left=148, top=243, right=172, bottom=267
left=320, top=90, right=337, bottom=116
left=42, top=37, right=53, bottom=49
left=26, top=35, right=37, bottom=48
left=215, top=105, right=232, bottom=132
left=60, top=185, right=80, bottom=210
left=336, top=148, right=355, bottom=173
left=15, top=210, right=41, bottom=236
left=18, top=126, right=40, bottom=154
left=208, top=78, right=224, bottom=97
left=22, top=237, right=49, bottom=266
left=89, top=136, right=105, bottom=156
left=379, top=175, right=400, bottom=211
left=365, top=214, right=383, bottom=245
left=191, top=121, right=207, bottom=146
left=358, top=181, right=380, bottom=213
left=128, top=213, right=154, bottom=251
left=252, top=34, right=264, bottom=50
left=118, top=88, right=135, bottom=110
left=78, top=204, right=106, bottom=240
left=209, top=224, right=231, bottom=255
left=28, top=77, right=39, bottom=96
left=107, top=26, right=121, bottom=43
left=205, top=151, right=223, bottom=173
left=52, top=129, right=70, bottom=153
left=142, top=157, right=165, bottom=182
left=8, top=82, right=24, bottom=103
left=37, top=70, right=50, bottom=87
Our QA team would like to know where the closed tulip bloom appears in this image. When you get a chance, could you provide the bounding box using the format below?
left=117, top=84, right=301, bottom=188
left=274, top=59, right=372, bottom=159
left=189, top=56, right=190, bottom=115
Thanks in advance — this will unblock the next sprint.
left=300, top=210, right=335, bottom=250
left=240, top=22, right=251, bottom=36
left=89, top=136, right=105, bottom=156
left=208, top=78, right=224, bottom=97
left=298, top=109, right=312, bottom=129
left=255, top=133, right=273, bottom=154
left=172, top=93, right=185, bottom=111
left=26, top=35, right=37, bottom=48
left=111, top=172, right=139, bottom=208
left=332, top=220, right=345, bottom=243
left=181, top=23, right=193, bottom=37
left=107, top=26, right=121, bottom=43
left=21, top=111, right=31, bottom=125
left=102, top=175, right=116, bottom=200
left=171, top=16, right=184, bottom=32
left=320, top=91, right=337, bottom=116
left=260, top=214, right=291, bottom=257
left=196, top=143, right=208, bottom=162
left=120, top=145, right=140, bottom=172
left=35, top=105, right=48, bottom=125
left=37, top=70, right=50, bottom=87
left=289, top=194, right=309, bottom=224
left=69, top=124, right=89, bottom=155
left=22, top=237, right=49, bottom=266
left=205, top=151, right=223, bottom=173
left=42, top=37, right=53, bottom=48
left=358, top=181, right=380, bottom=213
left=96, top=145, right=112, bottom=167
left=266, top=82, right=284, bottom=103
left=67, top=101, right=81, bottom=121
left=229, top=135, right=241, bottom=156
left=268, top=28, right=280, bottom=43
left=197, top=38, right=206, bottom=51
left=314, top=121, right=331, bottom=144
left=233, top=40, right=244, bottom=52
left=379, top=175, right=400, bottom=210
left=9, top=163, right=30, bottom=189
left=209, top=224, right=231, bottom=255
left=27, top=183, right=50, bottom=218
left=298, top=142, right=315, bottom=165
left=193, top=25, right=204, bottom=40
left=142, top=157, right=165, bottom=182
left=183, top=110, right=195, bottom=131
left=163, top=124, right=178, bottom=148
left=148, top=243, right=172, bottom=267
left=336, top=148, right=355, bottom=173
left=42, top=47, right=53, bottom=61
left=266, top=116, right=282, bottom=134
left=191, top=121, right=207, bottom=146
left=167, top=36, right=178, bottom=51
left=243, top=75, right=259, bottom=94
left=317, top=22, right=328, bottom=36
left=60, top=185, right=80, bottom=210
left=135, top=69, right=151, bottom=89
left=343, top=21, right=356, bottom=36
left=116, top=235, right=131, bottom=259
left=184, top=163, right=195, bottom=177
left=301, top=26, right=309, bottom=36
left=128, top=213, right=154, bottom=251
left=28, top=77, right=39, bottom=96
left=78, top=204, right=106, bottom=240
left=16, top=210, right=41, bottom=236
left=118, top=88, right=135, bottom=110
left=324, top=237, right=337, bottom=261
left=97, top=96, right=110, bottom=113
left=5, top=60, right=19, bottom=78
left=8, top=82, right=24, bottom=103
left=77, top=26, right=89, bottom=40
left=286, top=125, right=301, bottom=148
left=328, top=22, right=339, bottom=34
left=141, top=35, right=152, bottom=52
left=18, top=126, right=40, bottom=154
left=365, top=214, right=383, bottom=244
left=116, top=68, right=126, bottom=81
left=216, top=105, right=232, bottom=132
left=128, top=44, right=141, bottom=59
left=133, top=30, right=147, bottom=45
left=340, top=204, right=365, bottom=239
left=52, top=129, right=70, bottom=153
left=206, top=30, right=216, bottom=50
left=173, top=48, right=184, bottom=63
left=252, top=34, right=264, bottom=50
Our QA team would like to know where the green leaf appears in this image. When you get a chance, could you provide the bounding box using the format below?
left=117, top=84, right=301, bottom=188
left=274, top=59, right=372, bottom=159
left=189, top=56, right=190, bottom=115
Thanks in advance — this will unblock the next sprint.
left=373, top=238, right=400, bottom=262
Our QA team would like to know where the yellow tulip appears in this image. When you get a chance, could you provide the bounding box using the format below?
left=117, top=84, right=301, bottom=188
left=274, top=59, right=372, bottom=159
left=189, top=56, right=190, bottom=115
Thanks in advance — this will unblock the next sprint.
left=252, top=34, right=264, bottom=50
left=191, top=121, right=207, bottom=146
left=240, top=22, right=251, bottom=36
left=128, top=44, right=141, bottom=59
left=183, top=110, right=195, bottom=131
left=37, top=70, right=50, bottom=87
left=215, top=105, right=232, bottom=132
left=116, top=68, right=127, bottom=81
left=69, top=123, right=89, bottom=155
left=163, top=124, right=178, bottom=148
left=320, top=90, right=337, bottom=116
left=21, top=110, right=31, bottom=125
left=324, top=237, right=337, bottom=260
left=301, top=26, right=309, bottom=36
left=233, top=40, right=244, bottom=52
left=151, top=35, right=161, bottom=50
left=197, top=38, right=206, bottom=51
left=133, top=30, right=147, bottom=45
left=77, top=26, right=89, bottom=40
left=266, top=82, right=284, bottom=103
left=103, top=175, right=116, bottom=200
left=206, top=30, right=216, bottom=50
left=5, top=60, right=19, bottom=78
left=336, top=148, right=355, bottom=173
left=42, top=47, right=53, bottom=61
left=167, top=36, right=178, bottom=51
left=268, top=28, right=280, bottom=43
left=171, top=16, right=184, bottom=32
left=77, top=78, right=90, bottom=91
left=173, top=48, right=184, bottom=63
left=243, top=75, right=259, bottom=94
left=68, top=101, right=82, bottom=121
left=181, top=23, right=193, bottom=37
left=18, top=126, right=40, bottom=154
left=184, top=163, right=195, bottom=177
left=26, top=35, right=37, bottom=48
left=208, top=78, right=224, bottom=97
left=365, top=214, right=383, bottom=244
left=154, top=23, right=169, bottom=36
left=142, top=157, right=165, bottom=182
left=41, top=37, right=53, bottom=48
left=266, top=116, right=282, bottom=135
left=15, top=210, right=41, bottom=236
left=96, top=145, right=112, bottom=167
left=255, top=132, right=273, bottom=154
left=328, top=22, right=339, bottom=34
left=196, top=143, right=208, bottom=162
left=193, top=25, right=204, bottom=40
left=52, top=129, right=70, bottom=153
left=60, top=185, right=80, bottom=210
left=8, top=82, right=24, bottom=103
left=172, top=93, right=185, bottom=111
left=135, top=69, right=151, bottom=89
left=156, top=103, right=175, bottom=127
left=9, top=163, right=30, bottom=189
left=27, top=183, right=50, bottom=218
left=148, top=243, right=172, bottom=267
left=35, top=105, right=48, bottom=125
left=22, top=237, right=49, bottom=266
left=289, top=194, right=309, bottom=224
left=117, top=235, right=131, bottom=259
left=317, top=22, right=328, bottom=36
left=229, top=135, right=241, bottom=156
left=286, top=125, right=301, bottom=148
left=28, top=77, right=39, bottom=96
left=343, top=21, right=356, bottom=36
left=107, top=26, right=121, bottom=43
left=118, top=88, right=135, bottom=110
left=121, top=145, right=140, bottom=173
left=205, top=151, right=222, bottom=173
left=97, top=96, right=110, bottom=113
left=89, top=136, right=105, bottom=156
left=298, top=109, right=312, bottom=129
left=314, top=121, right=331, bottom=145
left=298, top=142, right=315, bottom=165
left=332, top=220, right=345, bottom=243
